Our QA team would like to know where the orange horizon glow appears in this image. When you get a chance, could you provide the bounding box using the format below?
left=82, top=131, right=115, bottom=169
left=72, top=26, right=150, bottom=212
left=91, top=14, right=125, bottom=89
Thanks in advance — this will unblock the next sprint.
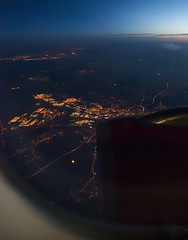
left=121, top=33, right=188, bottom=42
left=155, top=35, right=188, bottom=42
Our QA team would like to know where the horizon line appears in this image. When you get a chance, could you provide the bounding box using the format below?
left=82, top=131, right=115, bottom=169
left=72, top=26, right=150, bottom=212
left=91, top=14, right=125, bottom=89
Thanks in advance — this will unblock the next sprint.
left=1, top=33, right=188, bottom=43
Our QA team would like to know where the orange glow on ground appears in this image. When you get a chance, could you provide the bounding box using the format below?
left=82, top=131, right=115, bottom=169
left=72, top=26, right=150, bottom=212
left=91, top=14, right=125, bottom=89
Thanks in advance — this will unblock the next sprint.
left=8, top=117, right=20, bottom=124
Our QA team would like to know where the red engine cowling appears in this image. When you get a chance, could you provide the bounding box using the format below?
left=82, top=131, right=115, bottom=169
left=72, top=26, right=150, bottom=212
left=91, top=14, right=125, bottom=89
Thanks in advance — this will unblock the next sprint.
left=97, top=115, right=188, bottom=226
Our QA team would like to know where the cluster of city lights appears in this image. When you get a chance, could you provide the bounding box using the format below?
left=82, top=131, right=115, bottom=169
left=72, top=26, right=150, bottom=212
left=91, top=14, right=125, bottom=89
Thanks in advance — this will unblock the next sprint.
left=0, top=48, right=86, bottom=62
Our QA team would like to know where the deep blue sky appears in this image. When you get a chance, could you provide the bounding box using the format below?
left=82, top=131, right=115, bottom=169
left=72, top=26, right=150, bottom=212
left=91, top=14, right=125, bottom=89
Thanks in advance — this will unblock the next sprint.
left=1, top=0, right=188, bottom=38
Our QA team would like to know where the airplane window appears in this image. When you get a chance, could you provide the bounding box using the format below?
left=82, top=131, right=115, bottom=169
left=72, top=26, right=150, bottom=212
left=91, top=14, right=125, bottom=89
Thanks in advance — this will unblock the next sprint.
left=1, top=0, right=188, bottom=239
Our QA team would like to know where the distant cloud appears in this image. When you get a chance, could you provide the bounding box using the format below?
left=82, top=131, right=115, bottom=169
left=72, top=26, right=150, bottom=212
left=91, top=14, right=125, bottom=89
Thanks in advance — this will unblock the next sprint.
left=163, top=43, right=182, bottom=51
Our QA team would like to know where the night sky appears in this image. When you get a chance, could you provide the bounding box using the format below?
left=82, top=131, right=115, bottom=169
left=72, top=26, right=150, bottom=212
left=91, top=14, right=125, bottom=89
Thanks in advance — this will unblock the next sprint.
left=1, top=0, right=188, bottom=38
